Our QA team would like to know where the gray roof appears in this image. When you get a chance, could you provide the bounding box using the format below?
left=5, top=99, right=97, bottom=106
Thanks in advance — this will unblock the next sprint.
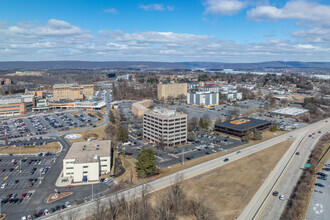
left=215, top=117, right=271, bottom=132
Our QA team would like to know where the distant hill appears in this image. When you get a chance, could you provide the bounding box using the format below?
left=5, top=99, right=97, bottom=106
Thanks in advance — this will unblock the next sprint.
left=0, top=61, right=330, bottom=70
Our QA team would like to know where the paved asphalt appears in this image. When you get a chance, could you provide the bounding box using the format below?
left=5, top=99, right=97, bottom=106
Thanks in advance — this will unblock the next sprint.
left=306, top=159, right=330, bottom=220
left=238, top=119, right=330, bottom=220
left=41, top=119, right=330, bottom=220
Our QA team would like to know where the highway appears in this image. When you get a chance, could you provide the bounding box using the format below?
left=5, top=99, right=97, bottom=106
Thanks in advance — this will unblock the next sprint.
left=41, top=119, right=330, bottom=220
left=238, top=119, right=330, bottom=220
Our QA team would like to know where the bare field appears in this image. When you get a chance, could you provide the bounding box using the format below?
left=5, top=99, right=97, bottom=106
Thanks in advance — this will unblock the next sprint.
left=152, top=140, right=292, bottom=220
left=0, top=142, right=61, bottom=154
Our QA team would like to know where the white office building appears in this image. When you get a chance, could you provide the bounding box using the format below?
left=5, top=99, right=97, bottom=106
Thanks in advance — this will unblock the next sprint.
left=63, top=140, right=111, bottom=182
left=187, top=91, right=219, bottom=106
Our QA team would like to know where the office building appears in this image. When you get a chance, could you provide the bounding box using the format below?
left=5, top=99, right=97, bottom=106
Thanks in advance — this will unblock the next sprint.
left=157, top=81, right=187, bottom=101
left=63, top=140, right=111, bottom=182
left=132, top=100, right=153, bottom=118
left=214, top=118, right=271, bottom=137
left=187, top=91, right=219, bottom=106
left=143, top=107, right=187, bottom=147
left=0, top=95, right=34, bottom=117
left=53, top=83, right=94, bottom=100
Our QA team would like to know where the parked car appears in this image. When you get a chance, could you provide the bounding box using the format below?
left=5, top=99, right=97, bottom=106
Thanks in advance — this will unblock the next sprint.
left=224, top=158, right=229, bottom=162
left=66, top=185, right=73, bottom=188
left=279, top=195, right=285, bottom=200
left=315, top=183, right=325, bottom=188
left=272, top=191, right=279, bottom=196
left=317, top=172, right=328, bottom=177
left=65, top=201, right=72, bottom=207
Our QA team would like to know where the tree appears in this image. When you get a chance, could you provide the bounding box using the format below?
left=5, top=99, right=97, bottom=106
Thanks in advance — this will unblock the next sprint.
left=252, top=128, right=262, bottom=140
left=198, top=117, right=208, bottom=130
left=135, top=148, right=157, bottom=178
left=226, top=108, right=240, bottom=120
left=270, top=124, right=278, bottom=132
left=109, top=110, right=116, bottom=124
left=117, top=125, right=129, bottom=143
left=187, top=132, right=196, bottom=141
left=303, top=97, right=317, bottom=107
left=188, top=117, right=198, bottom=132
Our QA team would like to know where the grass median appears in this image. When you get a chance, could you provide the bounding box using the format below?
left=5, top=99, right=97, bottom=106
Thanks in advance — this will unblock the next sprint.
left=0, top=142, right=61, bottom=154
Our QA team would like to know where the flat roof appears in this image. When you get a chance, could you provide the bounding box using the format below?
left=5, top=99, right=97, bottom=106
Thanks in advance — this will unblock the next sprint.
left=144, top=106, right=186, bottom=119
left=271, top=107, right=309, bottom=116
left=215, top=117, right=271, bottom=132
left=64, top=140, right=111, bottom=163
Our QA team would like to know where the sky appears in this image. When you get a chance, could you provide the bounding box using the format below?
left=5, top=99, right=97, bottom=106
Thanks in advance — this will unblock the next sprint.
left=0, top=0, right=330, bottom=62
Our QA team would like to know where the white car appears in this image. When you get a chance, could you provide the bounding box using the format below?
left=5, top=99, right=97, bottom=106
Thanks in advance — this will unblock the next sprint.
left=1, top=183, right=8, bottom=189
left=44, top=209, right=50, bottom=215
left=279, top=195, right=285, bottom=200
left=21, top=217, right=27, bottom=220
left=65, top=201, right=72, bottom=207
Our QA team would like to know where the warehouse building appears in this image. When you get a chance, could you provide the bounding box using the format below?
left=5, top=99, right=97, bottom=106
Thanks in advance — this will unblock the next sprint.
left=214, top=118, right=271, bottom=137
left=143, top=107, right=187, bottom=147
left=63, top=140, right=111, bottom=183
left=270, top=107, right=309, bottom=119
left=187, top=91, right=219, bottom=106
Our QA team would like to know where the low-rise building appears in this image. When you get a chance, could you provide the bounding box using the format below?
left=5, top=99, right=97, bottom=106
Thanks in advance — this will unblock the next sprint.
left=0, top=78, right=12, bottom=85
left=270, top=107, right=309, bottom=119
left=187, top=91, right=219, bottom=106
left=63, top=140, right=111, bottom=182
left=214, top=118, right=271, bottom=137
left=0, top=95, right=34, bottom=117
left=131, top=100, right=153, bottom=118
left=143, top=107, right=187, bottom=147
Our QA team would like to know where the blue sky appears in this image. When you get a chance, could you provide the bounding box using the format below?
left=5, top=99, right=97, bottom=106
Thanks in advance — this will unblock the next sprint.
left=0, top=0, right=329, bottom=62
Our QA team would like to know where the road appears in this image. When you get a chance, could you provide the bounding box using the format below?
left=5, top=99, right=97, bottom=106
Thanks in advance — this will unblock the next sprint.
left=41, top=119, right=330, bottom=220
left=238, top=120, right=330, bottom=220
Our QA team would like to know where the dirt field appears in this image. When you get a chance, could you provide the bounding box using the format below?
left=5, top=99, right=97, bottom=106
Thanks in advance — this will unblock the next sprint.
left=0, top=142, right=61, bottom=154
left=151, top=140, right=292, bottom=220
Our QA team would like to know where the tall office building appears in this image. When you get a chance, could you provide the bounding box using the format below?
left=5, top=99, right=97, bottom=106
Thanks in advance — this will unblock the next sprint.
left=143, top=107, right=187, bottom=147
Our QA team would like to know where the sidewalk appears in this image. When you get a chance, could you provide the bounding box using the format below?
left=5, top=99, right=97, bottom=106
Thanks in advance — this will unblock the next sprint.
left=55, top=171, right=100, bottom=187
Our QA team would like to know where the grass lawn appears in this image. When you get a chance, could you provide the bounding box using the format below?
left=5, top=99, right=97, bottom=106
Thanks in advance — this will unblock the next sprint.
left=151, top=140, right=292, bottom=220
left=68, top=124, right=109, bottom=143
left=0, top=142, right=61, bottom=154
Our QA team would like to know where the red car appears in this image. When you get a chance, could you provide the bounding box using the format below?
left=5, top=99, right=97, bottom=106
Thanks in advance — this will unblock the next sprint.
left=6, top=194, right=12, bottom=199
left=29, top=182, right=34, bottom=187
left=21, top=193, right=27, bottom=198
left=217, top=109, right=221, bottom=111
left=66, top=185, right=73, bottom=188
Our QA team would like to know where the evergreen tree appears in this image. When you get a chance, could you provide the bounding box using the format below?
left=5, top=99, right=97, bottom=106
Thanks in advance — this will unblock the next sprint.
left=117, top=125, right=129, bottom=142
left=135, top=148, right=157, bottom=178
left=109, top=110, right=116, bottom=124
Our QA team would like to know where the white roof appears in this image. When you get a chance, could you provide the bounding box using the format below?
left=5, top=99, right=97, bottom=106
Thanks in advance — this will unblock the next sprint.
left=271, top=107, right=309, bottom=116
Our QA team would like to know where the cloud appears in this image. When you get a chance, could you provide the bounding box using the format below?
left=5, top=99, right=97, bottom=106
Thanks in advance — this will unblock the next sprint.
left=0, top=19, right=329, bottom=62
left=103, top=8, right=118, bottom=14
left=139, top=4, right=174, bottom=11
left=204, top=0, right=246, bottom=15
left=292, top=27, right=330, bottom=43
left=247, top=0, right=330, bottom=26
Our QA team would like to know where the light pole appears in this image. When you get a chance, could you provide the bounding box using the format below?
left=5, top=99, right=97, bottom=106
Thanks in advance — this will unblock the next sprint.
left=19, top=146, right=22, bottom=173
left=182, top=149, right=185, bottom=165
left=91, top=183, right=94, bottom=201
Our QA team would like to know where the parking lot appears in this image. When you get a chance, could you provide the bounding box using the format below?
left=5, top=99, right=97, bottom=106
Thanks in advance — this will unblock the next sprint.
left=0, top=139, right=112, bottom=220
left=124, top=131, right=243, bottom=168
left=306, top=161, right=330, bottom=220
left=0, top=111, right=101, bottom=141
left=169, top=103, right=249, bottom=122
